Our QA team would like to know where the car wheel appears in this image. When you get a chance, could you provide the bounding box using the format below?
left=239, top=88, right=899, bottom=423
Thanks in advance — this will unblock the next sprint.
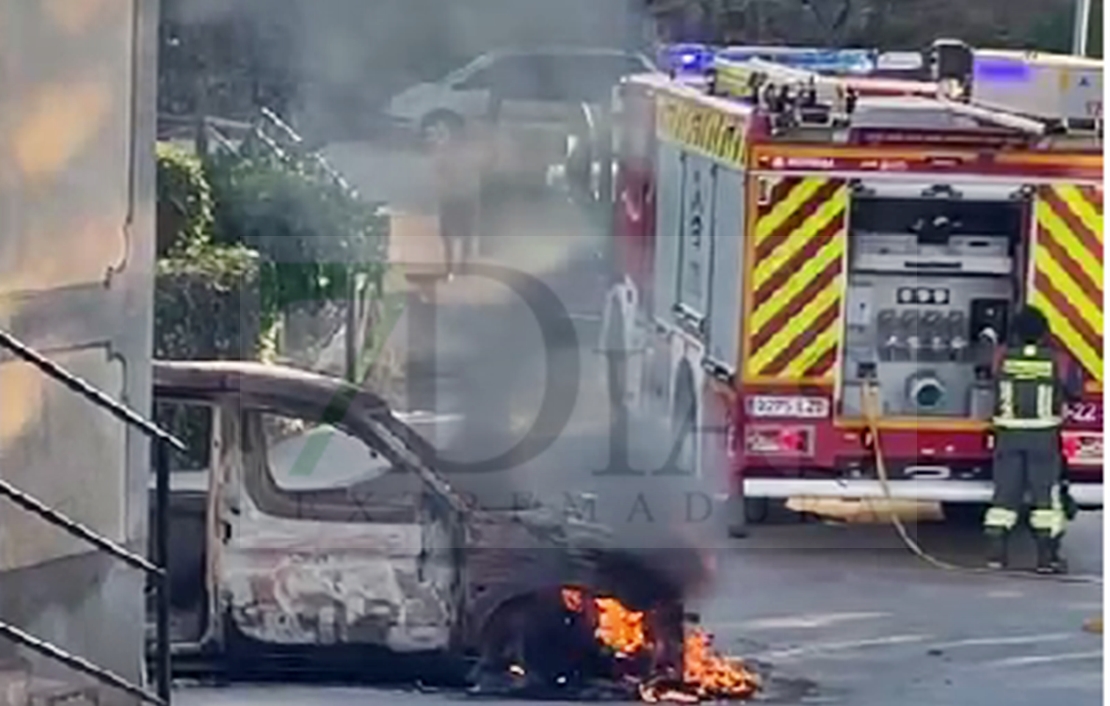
left=422, top=111, right=464, bottom=147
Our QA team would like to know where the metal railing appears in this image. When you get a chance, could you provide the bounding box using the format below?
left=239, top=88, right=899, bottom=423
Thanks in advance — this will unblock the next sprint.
left=256, top=107, right=362, bottom=201
left=0, top=328, right=184, bottom=706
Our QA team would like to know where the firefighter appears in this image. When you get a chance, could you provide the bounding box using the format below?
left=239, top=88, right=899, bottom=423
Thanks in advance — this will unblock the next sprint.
left=984, top=305, right=1082, bottom=573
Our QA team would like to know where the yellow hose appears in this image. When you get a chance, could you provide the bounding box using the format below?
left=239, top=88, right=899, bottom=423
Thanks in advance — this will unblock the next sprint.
left=859, top=381, right=1101, bottom=586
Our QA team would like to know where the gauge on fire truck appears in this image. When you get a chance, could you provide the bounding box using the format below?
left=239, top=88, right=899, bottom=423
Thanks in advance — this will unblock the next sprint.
left=896, top=286, right=951, bottom=305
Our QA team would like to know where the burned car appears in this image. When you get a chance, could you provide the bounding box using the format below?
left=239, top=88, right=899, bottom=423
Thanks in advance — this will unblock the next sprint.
left=150, top=360, right=756, bottom=699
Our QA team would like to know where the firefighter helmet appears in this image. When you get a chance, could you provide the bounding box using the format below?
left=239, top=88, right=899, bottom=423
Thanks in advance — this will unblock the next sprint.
left=1011, top=306, right=1050, bottom=345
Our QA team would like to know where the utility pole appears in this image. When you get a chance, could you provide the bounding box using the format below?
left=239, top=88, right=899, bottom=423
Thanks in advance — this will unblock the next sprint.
left=1072, top=0, right=1092, bottom=56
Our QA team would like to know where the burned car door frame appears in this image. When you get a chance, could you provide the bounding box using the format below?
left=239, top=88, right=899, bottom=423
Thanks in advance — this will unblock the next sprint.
left=148, top=395, right=227, bottom=648
left=157, top=383, right=467, bottom=655
left=224, top=394, right=464, bottom=651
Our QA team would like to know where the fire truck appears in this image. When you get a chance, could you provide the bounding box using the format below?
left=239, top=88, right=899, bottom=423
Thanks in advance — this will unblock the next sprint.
left=600, top=40, right=1104, bottom=530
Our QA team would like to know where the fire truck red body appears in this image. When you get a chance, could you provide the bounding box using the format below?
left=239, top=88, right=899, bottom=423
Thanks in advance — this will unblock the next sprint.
left=602, top=44, right=1104, bottom=527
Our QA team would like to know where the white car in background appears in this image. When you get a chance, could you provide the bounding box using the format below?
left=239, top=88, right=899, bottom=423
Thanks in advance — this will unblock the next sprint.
left=385, top=46, right=658, bottom=144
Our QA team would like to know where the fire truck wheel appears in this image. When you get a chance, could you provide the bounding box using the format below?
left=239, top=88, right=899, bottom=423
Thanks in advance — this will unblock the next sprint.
left=941, top=502, right=989, bottom=527
left=744, top=498, right=770, bottom=524
left=743, top=498, right=796, bottom=525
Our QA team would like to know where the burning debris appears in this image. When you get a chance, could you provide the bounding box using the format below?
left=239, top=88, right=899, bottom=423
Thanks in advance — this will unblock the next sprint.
left=558, top=587, right=760, bottom=703
left=469, top=584, right=757, bottom=701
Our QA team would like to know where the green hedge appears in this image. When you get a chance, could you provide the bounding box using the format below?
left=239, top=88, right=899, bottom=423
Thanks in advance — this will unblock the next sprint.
left=154, top=138, right=388, bottom=366
left=156, top=142, right=272, bottom=361
left=206, top=149, right=388, bottom=318
left=156, top=142, right=214, bottom=257
left=154, top=244, right=275, bottom=362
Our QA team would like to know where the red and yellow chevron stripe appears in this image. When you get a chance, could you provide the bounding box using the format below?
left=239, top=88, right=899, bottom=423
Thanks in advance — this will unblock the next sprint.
left=1029, top=183, right=1104, bottom=386
left=745, top=176, right=849, bottom=381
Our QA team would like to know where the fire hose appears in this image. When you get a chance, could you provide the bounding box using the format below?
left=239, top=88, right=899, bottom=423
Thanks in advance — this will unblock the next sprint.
left=859, top=380, right=1103, bottom=586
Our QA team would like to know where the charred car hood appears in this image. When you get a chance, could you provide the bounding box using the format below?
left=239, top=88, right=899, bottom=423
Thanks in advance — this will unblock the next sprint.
left=467, top=504, right=712, bottom=614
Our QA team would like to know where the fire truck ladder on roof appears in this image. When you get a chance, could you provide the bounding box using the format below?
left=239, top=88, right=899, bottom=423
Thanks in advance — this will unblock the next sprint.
left=708, top=55, right=949, bottom=130
left=0, top=328, right=185, bottom=706
left=707, top=49, right=1098, bottom=139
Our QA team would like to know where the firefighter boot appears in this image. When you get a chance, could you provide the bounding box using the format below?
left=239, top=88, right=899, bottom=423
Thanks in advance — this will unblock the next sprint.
left=985, top=527, right=1009, bottom=570
left=1034, top=532, right=1067, bottom=574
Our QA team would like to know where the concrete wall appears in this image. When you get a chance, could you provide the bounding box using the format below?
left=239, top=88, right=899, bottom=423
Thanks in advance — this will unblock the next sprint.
left=0, top=0, right=158, bottom=701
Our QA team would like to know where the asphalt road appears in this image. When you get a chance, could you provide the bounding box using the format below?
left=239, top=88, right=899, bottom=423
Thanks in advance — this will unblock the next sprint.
left=177, top=145, right=1104, bottom=706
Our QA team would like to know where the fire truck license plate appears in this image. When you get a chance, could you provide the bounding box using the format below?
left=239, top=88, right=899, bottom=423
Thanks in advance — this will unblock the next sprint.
left=747, top=395, right=828, bottom=418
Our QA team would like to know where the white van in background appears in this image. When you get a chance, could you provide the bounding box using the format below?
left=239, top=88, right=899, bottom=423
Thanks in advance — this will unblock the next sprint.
left=385, top=46, right=657, bottom=144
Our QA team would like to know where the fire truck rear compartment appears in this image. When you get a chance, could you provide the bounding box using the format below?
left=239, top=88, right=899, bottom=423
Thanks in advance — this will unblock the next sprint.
left=838, top=183, right=1026, bottom=421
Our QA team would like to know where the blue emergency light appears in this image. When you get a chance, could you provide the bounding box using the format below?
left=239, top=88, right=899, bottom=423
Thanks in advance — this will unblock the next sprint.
left=657, top=43, right=716, bottom=74
left=716, top=46, right=877, bottom=76
left=973, top=55, right=1032, bottom=83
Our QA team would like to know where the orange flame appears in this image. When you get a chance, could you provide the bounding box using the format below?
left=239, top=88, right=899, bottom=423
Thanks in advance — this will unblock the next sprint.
left=595, top=597, right=647, bottom=656
left=679, top=628, right=760, bottom=699
left=561, top=588, right=759, bottom=701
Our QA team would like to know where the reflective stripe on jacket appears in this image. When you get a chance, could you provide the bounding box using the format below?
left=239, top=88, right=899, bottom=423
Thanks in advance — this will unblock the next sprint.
left=993, top=344, right=1063, bottom=429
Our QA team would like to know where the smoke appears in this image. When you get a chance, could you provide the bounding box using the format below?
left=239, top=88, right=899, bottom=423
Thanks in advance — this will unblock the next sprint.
left=265, top=1, right=655, bottom=516
left=167, top=0, right=698, bottom=551
left=162, top=0, right=652, bottom=135
left=403, top=227, right=730, bottom=557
